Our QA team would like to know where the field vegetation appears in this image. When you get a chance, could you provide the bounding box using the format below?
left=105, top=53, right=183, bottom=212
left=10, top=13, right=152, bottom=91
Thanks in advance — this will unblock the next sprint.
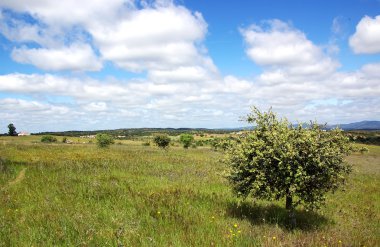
left=0, top=135, right=379, bottom=246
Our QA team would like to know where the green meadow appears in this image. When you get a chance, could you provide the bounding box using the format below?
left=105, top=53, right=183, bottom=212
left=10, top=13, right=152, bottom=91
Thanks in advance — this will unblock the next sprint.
left=0, top=136, right=379, bottom=246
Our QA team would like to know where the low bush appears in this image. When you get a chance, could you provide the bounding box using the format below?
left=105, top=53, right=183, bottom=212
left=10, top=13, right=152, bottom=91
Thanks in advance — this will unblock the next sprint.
left=41, top=135, right=57, bottom=143
left=96, top=133, right=114, bottom=148
left=153, top=134, right=170, bottom=149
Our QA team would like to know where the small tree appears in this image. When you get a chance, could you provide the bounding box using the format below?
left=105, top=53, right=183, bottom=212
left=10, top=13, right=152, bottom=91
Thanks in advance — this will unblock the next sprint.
left=41, top=135, right=58, bottom=143
left=96, top=133, right=114, bottom=148
left=153, top=134, right=170, bottom=149
left=7, top=123, right=17, bottom=136
left=179, top=134, right=194, bottom=149
left=224, top=107, right=352, bottom=227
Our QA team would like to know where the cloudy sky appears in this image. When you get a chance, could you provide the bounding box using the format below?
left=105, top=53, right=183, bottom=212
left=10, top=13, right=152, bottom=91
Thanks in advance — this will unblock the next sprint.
left=0, top=0, right=379, bottom=132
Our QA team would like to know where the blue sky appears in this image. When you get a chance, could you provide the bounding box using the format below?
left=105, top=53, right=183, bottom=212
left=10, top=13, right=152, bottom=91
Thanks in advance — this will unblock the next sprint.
left=0, top=0, right=379, bottom=132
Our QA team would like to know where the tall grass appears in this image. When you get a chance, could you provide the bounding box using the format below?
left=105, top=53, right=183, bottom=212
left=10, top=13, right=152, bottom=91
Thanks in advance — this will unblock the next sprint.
left=0, top=137, right=379, bottom=246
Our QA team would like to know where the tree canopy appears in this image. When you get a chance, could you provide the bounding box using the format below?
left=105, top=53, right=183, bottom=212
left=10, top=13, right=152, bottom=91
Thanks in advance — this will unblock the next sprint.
left=224, top=107, right=353, bottom=216
left=96, top=133, right=115, bottom=148
left=7, top=123, right=17, bottom=136
left=179, top=134, right=194, bottom=149
left=153, top=134, right=171, bottom=149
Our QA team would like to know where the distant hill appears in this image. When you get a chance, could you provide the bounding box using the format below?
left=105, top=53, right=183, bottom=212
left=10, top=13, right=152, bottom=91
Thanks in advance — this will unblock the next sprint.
left=27, top=121, right=380, bottom=137
left=328, top=121, right=380, bottom=130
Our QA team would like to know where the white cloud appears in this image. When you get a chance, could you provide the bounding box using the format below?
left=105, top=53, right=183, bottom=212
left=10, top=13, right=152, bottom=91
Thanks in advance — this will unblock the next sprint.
left=148, top=66, right=212, bottom=83
left=0, top=98, right=68, bottom=114
left=11, top=44, right=102, bottom=71
left=89, top=5, right=209, bottom=72
left=240, top=20, right=339, bottom=77
left=0, top=0, right=212, bottom=74
left=83, top=102, right=108, bottom=112
left=360, top=63, right=380, bottom=77
left=1, top=59, right=379, bottom=131
left=349, top=15, right=380, bottom=54
left=0, top=0, right=127, bottom=27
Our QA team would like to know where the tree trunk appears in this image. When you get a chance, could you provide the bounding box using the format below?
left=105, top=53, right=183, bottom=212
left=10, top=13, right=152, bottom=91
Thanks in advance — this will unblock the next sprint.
left=286, top=195, right=296, bottom=229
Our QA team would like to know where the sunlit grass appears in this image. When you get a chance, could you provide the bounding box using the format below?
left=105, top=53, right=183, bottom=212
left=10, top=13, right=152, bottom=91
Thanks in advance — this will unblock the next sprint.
left=0, top=137, right=379, bottom=246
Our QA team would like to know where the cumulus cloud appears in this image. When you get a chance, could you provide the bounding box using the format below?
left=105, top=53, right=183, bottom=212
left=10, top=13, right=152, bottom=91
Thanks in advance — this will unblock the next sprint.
left=11, top=44, right=102, bottom=71
left=83, top=102, right=108, bottom=112
left=240, top=20, right=339, bottom=77
left=0, top=60, right=379, bottom=131
left=0, top=0, right=213, bottom=74
left=349, top=15, right=380, bottom=54
left=0, top=0, right=127, bottom=27
left=89, top=5, right=209, bottom=72
left=148, top=66, right=213, bottom=83
left=238, top=20, right=379, bottom=123
left=0, top=98, right=69, bottom=114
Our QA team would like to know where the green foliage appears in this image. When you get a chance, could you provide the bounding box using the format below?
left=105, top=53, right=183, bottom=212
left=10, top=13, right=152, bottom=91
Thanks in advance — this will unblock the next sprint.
left=225, top=107, right=353, bottom=211
left=179, top=134, right=194, bottom=149
left=40, top=135, right=58, bottom=143
left=195, top=140, right=204, bottom=146
left=96, top=133, right=114, bottom=148
left=346, top=131, right=380, bottom=145
left=7, top=123, right=17, bottom=136
left=153, top=134, right=171, bottom=149
left=142, top=141, right=150, bottom=146
left=359, top=146, right=369, bottom=154
left=62, top=137, right=68, bottom=143
left=211, top=137, right=237, bottom=151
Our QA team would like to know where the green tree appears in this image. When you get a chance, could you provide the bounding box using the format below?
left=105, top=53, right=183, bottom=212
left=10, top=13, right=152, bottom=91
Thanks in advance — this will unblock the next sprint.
left=153, top=134, right=170, bottom=149
left=179, top=134, right=194, bottom=149
left=96, top=133, right=114, bottom=148
left=224, top=107, right=352, bottom=227
left=41, top=135, right=58, bottom=143
left=7, top=123, right=17, bottom=136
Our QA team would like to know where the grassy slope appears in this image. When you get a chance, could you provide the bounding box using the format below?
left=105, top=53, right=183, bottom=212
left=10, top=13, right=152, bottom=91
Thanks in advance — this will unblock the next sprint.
left=0, top=137, right=379, bottom=246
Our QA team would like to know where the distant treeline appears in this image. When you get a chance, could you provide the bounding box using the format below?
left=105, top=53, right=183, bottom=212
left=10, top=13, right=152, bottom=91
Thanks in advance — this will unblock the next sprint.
left=32, top=128, right=234, bottom=139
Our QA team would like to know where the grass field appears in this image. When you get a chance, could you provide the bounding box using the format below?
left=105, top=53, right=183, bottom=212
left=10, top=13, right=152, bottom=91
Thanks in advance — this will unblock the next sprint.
left=0, top=136, right=379, bottom=246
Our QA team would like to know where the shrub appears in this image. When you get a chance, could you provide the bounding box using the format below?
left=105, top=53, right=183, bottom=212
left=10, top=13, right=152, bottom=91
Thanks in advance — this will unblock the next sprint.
left=96, top=133, right=114, bottom=148
left=142, top=141, right=151, bottom=146
left=211, top=137, right=236, bottom=151
left=224, top=107, right=353, bottom=227
left=195, top=140, right=204, bottom=146
left=153, top=134, right=170, bottom=149
left=179, top=134, right=194, bottom=149
left=41, top=135, right=58, bottom=143
left=359, top=146, right=369, bottom=154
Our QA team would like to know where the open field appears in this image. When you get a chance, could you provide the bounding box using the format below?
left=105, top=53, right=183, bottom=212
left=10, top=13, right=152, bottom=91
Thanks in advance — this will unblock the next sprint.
left=0, top=136, right=379, bottom=246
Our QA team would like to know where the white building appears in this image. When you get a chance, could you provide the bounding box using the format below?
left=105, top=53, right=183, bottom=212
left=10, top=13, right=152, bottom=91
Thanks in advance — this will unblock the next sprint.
left=18, top=131, right=31, bottom=136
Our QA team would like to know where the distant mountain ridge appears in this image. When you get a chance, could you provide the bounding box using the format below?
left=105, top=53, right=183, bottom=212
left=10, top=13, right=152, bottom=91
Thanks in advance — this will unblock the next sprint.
left=327, top=121, right=380, bottom=130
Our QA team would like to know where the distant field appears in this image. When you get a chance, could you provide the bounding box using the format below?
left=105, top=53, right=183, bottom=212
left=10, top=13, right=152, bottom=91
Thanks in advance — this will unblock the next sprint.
left=0, top=136, right=379, bottom=246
